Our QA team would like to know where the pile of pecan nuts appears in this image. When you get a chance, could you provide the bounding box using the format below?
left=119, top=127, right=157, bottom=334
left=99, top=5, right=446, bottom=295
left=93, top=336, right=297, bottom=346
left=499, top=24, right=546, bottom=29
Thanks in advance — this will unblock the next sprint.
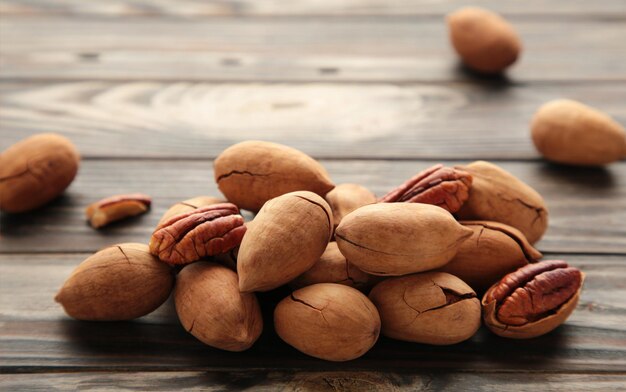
left=54, top=140, right=585, bottom=362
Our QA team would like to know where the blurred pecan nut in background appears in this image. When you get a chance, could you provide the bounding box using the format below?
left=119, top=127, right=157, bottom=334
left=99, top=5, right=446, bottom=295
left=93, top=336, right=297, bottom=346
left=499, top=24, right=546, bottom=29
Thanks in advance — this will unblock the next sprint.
left=86, top=193, right=152, bottom=228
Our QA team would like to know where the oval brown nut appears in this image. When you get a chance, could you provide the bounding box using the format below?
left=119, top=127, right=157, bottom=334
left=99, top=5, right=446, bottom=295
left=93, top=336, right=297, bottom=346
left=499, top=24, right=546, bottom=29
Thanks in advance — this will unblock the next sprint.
left=290, top=241, right=377, bottom=291
left=369, top=272, right=480, bottom=345
left=214, top=141, right=335, bottom=212
left=531, top=99, right=626, bottom=166
left=335, top=203, right=473, bottom=276
left=238, top=191, right=332, bottom=292
left=379, top=164, right=472, bottom=213
left=150, top=203, right=246, bottom=265
left=158, top=196, right=224, bottom=226
left=175, top=262, right=262, bottom=351
left=447, top=7, right=522, bottom=74
left=455, top=161, right=548, bottom=244
left=274, top=283, right=380, bottom=361
left=0, top=133, right=80, bottom=213
left=482, top=260, right=584, bottom=339
left=55, top=243, right=174, bottom=321
left=325, top=183, right=377, bottom=231
left=86, top=193, right=151, bottom=228
left=438, top=221, right=542, bottom=293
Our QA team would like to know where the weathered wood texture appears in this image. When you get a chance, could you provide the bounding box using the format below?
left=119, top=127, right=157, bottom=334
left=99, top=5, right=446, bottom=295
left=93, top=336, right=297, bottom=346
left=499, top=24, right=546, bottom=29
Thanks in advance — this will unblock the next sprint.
left=2, top=371, right=626, bottom=392
left=1, top=81, right=625, bottom=159
left=1, top=17, right=626, bottom=83
left=0, top=253, right=624, bottom=372
left=1, top=160, right=625, bottom=254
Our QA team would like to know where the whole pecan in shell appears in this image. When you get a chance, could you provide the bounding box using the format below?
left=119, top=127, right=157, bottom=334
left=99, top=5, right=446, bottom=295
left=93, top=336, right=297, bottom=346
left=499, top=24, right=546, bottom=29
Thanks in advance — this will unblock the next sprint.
left=379, top=164, right=472, bottom=213
left=150, top=203, right=246, bottom=265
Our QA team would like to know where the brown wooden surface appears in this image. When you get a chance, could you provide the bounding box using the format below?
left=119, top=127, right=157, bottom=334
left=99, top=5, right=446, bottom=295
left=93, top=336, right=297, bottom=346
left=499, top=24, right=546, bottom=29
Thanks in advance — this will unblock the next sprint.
left=1, top=0, right=625, bottom=390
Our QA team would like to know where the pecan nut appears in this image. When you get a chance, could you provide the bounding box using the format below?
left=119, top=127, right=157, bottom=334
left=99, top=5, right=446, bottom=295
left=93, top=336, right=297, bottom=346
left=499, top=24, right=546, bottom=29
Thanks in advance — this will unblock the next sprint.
left=379, top=164, right=472, bottom=213
left=86, top=193, right=151, bottom=228
left=482, top=260, right=584, bottom=339
left=149, top=203, right=246, bottom=265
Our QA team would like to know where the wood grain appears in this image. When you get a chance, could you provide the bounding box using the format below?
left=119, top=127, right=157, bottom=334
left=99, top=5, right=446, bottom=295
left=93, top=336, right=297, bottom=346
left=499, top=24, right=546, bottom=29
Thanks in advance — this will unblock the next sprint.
left=1, top=160, right=625, bottom=254
left=2, top=0, right=625, bottom=17
left=0, top=253, right=624, bottom=372
left=1, top=371, right=626, bottom=391
left=1, top=81, right=625, bottom=160
left=1, top=17, right=625, bottom=83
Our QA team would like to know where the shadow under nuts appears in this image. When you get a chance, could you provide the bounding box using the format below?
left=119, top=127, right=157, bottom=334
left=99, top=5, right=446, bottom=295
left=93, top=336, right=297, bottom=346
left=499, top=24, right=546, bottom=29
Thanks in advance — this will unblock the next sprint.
left=455, top=161, right=548, bottom=244
left=274, top=283, right=380, bottom=361
left=55, top=243, right=174, bottom=321
left=238, top=191, right=333, bottom=293
left=335, top=203, right=473, bottom=276
left=531, top=99, right=626, bottom=166
left=175, top=262, right=263, bottom=351
left=325, top=183, right=377, bottom=231
left=0, top=133, right=80, bottom=213
left=369, top=272, right=481, bottom=345
left=447, top=7, right=522, bottom=74
left=438, top=221, right=542, bottom=293
left=482, top=260, right=584, bottom=339
left=214, top=141, right=335, bottom=212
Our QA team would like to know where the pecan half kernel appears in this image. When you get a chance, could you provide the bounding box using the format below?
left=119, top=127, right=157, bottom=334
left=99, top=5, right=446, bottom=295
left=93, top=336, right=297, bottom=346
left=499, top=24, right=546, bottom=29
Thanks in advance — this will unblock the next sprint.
left=86, top=193, right=151, bottom=229
left=149, top=203, right=246, bottom=265
left=379, top=164, right=472, bottom=213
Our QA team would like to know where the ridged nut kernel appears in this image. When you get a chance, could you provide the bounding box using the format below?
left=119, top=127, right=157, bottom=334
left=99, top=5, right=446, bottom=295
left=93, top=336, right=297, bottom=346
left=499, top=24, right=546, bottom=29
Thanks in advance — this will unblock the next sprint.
left=438, top=221, right=542, bottom=293
left=214, top=141, right=335, bottom=212
left=55, top=243, right=174, bottom=321
left=379, top=164, right=472, bottom=213
left=290, top=241, right=377, bottom=291
left=447, top=7, right=522, bottom=73
left=86, top=193, right=151, bottom=228
left=175, top=262, right=263, bottom=351
left=238, top=191, right=332, bottom=292
left=531, top=99, right=626, bottom=166
left=274, top=283, right=380, bottom=361
left=0, top=133, right=80, bottom=213
left=335, top=203, right=473, bottom=276
left=158, top=196, right=224, bottom=226
left=150, top=203, right=246, bottom=265
left=482, top=260, right=584, bottom=339
left=455, top=161, right=548, bottom=244
left=325, top=183, right=377, bottom=230
left=369, top=272, right=481, bottom=345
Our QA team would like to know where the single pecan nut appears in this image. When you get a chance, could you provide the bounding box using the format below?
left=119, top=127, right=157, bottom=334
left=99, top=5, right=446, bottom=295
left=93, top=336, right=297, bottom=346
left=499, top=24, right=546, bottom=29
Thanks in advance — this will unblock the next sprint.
left=86, top=193, right=151, bottom=228
left=482, top=260, right=584, bottom=339
left=379, top=164, right=472, bottom=213
left=149, top=203, right=246, bottom=265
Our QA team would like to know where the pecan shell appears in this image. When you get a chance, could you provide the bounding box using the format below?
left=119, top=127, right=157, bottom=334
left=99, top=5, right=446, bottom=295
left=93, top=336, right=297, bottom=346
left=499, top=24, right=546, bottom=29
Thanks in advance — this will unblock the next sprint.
left=379, top=164, right=472, bottom=213
left=482, top=260, right=584, bottom=339
left=86, top=193, right=152, bottom=228
left=149, top=203, right=246, bottom=265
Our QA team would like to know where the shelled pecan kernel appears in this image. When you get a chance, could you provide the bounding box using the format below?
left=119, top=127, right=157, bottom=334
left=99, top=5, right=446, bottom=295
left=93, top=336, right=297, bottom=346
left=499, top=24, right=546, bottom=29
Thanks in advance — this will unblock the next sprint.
left=86, top=193, right=151, bottom=228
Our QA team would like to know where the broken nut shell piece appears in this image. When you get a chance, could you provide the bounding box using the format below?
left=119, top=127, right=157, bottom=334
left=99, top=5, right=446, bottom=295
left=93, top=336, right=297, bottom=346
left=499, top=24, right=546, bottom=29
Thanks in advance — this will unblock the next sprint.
left=86, top=193, right=151, bottom=228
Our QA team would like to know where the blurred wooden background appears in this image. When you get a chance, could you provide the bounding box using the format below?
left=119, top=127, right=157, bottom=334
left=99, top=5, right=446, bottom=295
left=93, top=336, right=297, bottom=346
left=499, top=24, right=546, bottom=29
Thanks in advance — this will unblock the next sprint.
left=1, top=1, right=625, bottom=390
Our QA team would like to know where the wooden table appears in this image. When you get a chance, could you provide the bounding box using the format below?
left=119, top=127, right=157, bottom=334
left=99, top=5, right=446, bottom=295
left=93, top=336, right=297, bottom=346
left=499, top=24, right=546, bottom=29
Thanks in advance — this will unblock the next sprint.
left=1, top=1, right=625, bottom=390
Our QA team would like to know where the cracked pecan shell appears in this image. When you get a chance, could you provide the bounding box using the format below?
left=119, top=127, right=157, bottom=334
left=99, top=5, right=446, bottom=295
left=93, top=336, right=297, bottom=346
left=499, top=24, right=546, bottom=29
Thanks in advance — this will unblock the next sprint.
left=325, top=183, right=377, bottom=230
left=55, top=243, right=174, bottom=321
left=0, top=133, right=79, bottom=213
left=175, top=262, right=262, bottom=351
left=369, top=272, right=481, bottom=345
left=274, top=283, right=380, bottom=361
left=86, top=193, right=152, bottom=228
left=149, top=203, right=246, bottom=265
left=482, top=260, right=584, bottom=339
left=379, top=164, right=472, bottom=213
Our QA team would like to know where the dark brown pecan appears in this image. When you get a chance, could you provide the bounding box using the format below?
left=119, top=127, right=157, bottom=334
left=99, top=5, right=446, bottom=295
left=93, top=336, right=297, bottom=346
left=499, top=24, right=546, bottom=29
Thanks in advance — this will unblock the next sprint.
left=487, top=260, right=582, bottom=325
left=86, top=193, right=152, bottom=228
left=379, top=164, right=472, bottom=213
left=149, top=203, right=246, bottom=265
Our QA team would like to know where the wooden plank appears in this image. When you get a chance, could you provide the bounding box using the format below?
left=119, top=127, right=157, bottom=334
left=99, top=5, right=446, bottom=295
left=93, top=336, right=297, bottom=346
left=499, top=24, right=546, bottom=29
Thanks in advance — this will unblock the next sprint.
left=1, top=17, right=626, bottom=82
left=1, top=371, right=625, bottom=391
left=1, top=160, right=625, bottom=254
left=1, top=0, right=625, bottom=18
left=1, top=81, right=625, bottom=160
left=0, top=253, right=624, bottom=372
